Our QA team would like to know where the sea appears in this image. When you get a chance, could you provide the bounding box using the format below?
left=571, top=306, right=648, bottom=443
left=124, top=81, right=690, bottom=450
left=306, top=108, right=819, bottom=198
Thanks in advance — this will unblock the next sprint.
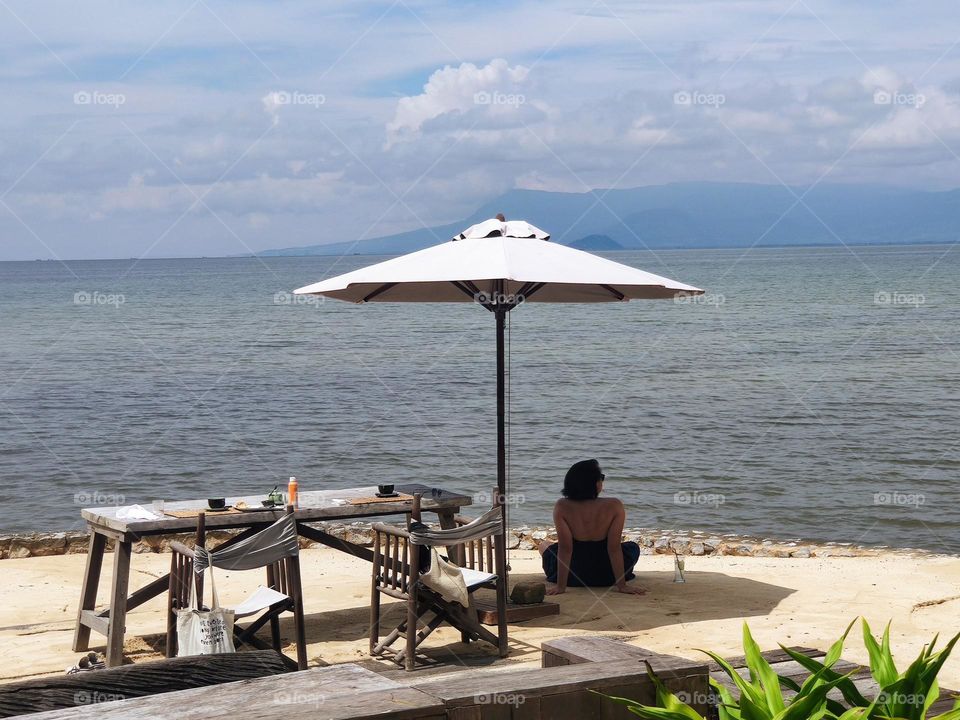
left=1, top=244, right=958, bottom=553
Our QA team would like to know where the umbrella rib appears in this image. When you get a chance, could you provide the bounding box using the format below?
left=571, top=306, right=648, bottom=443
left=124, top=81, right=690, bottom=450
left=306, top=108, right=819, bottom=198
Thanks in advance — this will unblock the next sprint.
left=362, top=283, right=398, bottom=302
left=600, top=284, right=625, bottom=301
left=518, top=282, right=546, bottom=302
left=450, top=280, right=479, bottom=302
left=462, top=280, right=483, bottom=296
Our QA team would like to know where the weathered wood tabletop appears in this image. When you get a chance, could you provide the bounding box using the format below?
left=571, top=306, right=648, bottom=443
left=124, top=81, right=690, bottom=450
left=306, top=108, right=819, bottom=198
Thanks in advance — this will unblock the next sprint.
left=73, top=483, right=473, bottom=668
left=82, top=484, right=473, bottom=537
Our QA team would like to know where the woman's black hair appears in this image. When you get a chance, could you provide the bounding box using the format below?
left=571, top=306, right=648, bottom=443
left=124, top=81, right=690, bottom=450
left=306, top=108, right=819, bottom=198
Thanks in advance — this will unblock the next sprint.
left=562, top=459, right=602, bottom=500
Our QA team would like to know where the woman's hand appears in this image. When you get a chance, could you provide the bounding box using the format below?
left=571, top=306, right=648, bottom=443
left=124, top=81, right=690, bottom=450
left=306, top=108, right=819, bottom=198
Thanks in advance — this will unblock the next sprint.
left=614, top=584, right=647, bottom=595
left=546, top=585, right=566, bottom=596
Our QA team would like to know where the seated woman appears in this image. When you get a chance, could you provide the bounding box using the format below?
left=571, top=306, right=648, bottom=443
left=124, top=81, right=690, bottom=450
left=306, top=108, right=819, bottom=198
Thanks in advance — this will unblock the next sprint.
left=539, top=459, right=644, bottom=595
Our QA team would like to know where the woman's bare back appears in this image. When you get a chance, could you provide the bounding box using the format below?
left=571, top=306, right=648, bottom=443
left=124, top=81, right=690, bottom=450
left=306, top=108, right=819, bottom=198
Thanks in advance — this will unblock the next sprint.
left=554, top=497, right=623, bottom=541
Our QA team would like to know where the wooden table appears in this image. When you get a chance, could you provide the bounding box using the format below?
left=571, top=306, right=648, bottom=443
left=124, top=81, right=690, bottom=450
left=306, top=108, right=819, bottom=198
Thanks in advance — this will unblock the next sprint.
left=72, top=483, right=472, bottom=667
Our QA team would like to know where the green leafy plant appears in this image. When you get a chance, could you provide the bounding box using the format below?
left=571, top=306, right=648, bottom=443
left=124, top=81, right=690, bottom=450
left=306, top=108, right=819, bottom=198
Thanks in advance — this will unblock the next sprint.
left=780, top=619, right=960, bottom=720
left=598, top=619, right=960, bottom=720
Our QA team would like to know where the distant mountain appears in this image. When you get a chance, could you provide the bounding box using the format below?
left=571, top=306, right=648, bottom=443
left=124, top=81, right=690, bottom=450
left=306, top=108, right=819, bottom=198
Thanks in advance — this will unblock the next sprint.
left=570, top=234, right=622, bottom=250
left=258, top=182, right=960, bottom=256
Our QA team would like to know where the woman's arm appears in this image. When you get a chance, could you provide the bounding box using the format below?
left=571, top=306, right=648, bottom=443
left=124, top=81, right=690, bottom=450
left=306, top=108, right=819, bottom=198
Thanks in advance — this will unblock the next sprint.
left=547, top=504, right=573, bottom=595
left=607, top=500, right=643, bottom=594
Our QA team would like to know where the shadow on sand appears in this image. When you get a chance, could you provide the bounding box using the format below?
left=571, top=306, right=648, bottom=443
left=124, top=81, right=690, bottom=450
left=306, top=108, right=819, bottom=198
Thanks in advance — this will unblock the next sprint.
left=141, top=568, right=794, bottom=671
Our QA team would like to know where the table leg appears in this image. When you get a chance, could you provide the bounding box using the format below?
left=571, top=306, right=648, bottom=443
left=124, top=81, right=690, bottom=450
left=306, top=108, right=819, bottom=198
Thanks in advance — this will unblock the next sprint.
left=105, top=539, right=132, bottom=667
left=72, top=532, right=107, bottom=652
left=437, top=509, right=457, bottom=532
left=296, top=523, right=374, bottom=562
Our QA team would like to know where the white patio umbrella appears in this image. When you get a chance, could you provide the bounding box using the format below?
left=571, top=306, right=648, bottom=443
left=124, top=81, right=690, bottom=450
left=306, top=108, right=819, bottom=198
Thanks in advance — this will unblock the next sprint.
left=293, top=218, right=704, bottom=508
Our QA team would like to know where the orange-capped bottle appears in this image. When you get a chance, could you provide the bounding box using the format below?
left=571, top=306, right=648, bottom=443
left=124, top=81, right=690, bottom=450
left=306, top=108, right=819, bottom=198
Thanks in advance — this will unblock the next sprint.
left=287, top=476, right=299, bottom=509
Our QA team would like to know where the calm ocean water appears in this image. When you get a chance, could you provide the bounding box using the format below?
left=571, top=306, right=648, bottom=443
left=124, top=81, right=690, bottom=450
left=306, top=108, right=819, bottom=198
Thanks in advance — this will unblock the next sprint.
left=1, top=245, right=958, bottom=553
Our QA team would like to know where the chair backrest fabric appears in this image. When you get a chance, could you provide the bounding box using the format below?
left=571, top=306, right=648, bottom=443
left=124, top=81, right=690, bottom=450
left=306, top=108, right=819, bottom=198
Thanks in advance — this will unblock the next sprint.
left=409, top=506, right=502, bottom=547
left=194, top=513, right=299, bottom=572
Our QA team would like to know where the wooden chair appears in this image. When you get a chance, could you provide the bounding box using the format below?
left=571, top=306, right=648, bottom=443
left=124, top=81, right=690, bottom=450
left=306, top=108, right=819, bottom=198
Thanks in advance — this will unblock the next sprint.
left=369, top=491, right=509, bottom=670
left=166, top=506, right=307, bottom=670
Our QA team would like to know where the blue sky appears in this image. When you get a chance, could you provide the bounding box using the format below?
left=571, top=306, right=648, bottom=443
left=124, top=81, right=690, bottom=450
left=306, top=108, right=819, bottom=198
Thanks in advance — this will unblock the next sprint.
left=1, top=0, right=958, bottom=259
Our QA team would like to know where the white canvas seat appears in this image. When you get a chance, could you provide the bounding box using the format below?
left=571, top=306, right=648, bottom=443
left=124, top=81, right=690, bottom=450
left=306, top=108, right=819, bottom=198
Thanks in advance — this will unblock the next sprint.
left=234, top=585, right=290, bottom=618
left=459, top=567, right=497, bottom=589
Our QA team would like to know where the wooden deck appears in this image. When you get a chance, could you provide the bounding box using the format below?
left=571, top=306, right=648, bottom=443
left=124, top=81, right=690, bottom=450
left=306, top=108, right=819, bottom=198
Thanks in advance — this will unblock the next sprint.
left=11, top=664, right=445, bottom=720
left=7, top=645, right=707, bottom=720
left=10, top=636, right=958, bottom=719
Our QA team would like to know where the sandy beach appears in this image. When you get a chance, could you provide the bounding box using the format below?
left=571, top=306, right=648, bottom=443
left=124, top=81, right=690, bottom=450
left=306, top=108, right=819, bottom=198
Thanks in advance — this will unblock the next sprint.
left=4, top=546, right=959, bottom=687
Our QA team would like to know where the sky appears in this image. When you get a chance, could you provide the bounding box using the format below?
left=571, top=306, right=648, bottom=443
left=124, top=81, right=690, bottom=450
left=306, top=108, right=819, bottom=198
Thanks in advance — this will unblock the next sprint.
left=0, top=0, right=958, bottom=260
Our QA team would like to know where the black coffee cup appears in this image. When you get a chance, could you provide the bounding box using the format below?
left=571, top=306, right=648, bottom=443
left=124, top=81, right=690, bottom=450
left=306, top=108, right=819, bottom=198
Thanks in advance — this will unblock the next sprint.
left=377, top=484, right=394, bottom=495
left=207, top=498, right=226, bottom=509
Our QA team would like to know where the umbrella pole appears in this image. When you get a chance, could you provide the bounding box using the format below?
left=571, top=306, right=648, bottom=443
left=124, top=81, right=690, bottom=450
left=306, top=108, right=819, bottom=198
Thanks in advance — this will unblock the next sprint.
left=495, top=303, right=507, bottom=501
left=494, top=299, right=510, bottom=650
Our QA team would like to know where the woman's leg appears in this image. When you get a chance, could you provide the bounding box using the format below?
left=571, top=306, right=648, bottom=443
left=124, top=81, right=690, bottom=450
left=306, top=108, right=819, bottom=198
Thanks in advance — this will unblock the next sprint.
left=540, top=542, right=559, bottom=583
left=621, top=541, right=641, bottom=580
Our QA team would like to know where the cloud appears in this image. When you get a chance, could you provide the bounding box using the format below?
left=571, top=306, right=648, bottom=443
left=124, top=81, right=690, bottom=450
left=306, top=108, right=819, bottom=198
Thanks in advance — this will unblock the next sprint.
left=385, top=59, right=530, bottom=147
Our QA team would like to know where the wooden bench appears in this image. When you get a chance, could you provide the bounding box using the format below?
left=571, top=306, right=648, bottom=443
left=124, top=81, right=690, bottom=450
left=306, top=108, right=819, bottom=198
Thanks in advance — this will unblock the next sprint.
left=540, top=636, right=711, bottom=716
left=9, top=664, right=443, bottom=720
left=413, top=656, right=709, bottom=719
left=541, top=635, right=677, bottom=668
left=0, top=651, right=289, bottom=718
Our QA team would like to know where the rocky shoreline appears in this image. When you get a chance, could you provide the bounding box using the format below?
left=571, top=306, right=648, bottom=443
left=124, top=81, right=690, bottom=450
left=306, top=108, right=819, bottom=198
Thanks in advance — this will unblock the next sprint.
left=0, top=524, right=936, bottom=560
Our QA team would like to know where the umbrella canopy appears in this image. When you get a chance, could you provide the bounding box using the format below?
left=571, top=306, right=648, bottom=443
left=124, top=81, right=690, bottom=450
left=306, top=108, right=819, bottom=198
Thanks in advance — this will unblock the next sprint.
left=293, top=228, right=702, bottom=304
left=293, top=219, right=704, bottom=585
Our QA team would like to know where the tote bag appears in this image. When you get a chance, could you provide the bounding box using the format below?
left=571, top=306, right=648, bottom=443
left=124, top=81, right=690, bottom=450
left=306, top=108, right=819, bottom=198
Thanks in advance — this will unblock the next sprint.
left=176, top=566, right=236, bottom=656
left=420, top=548, right=469, bottom=608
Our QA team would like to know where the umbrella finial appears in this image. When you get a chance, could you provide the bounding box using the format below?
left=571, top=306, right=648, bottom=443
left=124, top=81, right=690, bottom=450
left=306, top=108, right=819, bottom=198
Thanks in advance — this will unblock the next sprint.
left=495, top=213, right=505, bottom=222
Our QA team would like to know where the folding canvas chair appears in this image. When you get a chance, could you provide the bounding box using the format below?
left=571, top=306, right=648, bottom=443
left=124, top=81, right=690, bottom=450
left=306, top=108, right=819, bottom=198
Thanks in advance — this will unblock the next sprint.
left=369, top=492, right=508, bottom=670
left=166, top=506, right=307, bottom=670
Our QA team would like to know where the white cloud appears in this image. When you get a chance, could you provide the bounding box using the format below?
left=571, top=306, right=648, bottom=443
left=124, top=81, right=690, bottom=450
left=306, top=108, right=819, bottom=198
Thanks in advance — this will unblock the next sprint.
left=385, top=58, right=530, bottom=147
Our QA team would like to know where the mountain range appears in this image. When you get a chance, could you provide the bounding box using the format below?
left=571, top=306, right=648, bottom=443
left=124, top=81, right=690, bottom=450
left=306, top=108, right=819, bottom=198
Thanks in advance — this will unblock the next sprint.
left=258, top=182, right=960, bottom=256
